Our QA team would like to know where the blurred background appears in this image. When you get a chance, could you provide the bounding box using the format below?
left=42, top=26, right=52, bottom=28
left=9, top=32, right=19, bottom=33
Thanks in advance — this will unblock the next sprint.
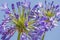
left=0, top=0, right=60, bottom=40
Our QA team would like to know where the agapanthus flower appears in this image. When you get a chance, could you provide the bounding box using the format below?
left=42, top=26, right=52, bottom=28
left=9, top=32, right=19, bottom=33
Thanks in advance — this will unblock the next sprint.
left=28, top=0, right=60, bottom=40
left=0, top=0, right=60, bottom=40
left=32, top=0, right=60, bottom=30
left=0, top=0, right=44, bottom=40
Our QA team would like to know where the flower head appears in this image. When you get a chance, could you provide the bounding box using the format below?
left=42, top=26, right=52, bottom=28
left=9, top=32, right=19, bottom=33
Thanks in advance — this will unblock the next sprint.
left=30, top=0, right=60, bottom=32
left=0, top=1, right=41, bottom=40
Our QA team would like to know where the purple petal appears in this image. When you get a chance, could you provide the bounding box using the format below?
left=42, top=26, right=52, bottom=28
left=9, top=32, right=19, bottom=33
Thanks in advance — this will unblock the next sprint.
left=16, top=1, right=20, bottom=7
left=11, top=3, right=15, bottom=9
left=55, top=5, right=59, bottom=9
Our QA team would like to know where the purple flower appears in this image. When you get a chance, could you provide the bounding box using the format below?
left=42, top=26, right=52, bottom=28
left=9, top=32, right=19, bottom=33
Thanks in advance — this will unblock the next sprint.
left=0, top=1, right=43, bottom=40
left=21, top=0, right=30, bottom=9
left=16, top=2, right=20, bottom=7
left=11, top=3, right=15, bottom=9
left=0, top=0, right=60, bottom=40
left=1, top=27, right=15, bottom=40
left=0, top=3, right=8, bottom=11
left=28, top=29, right=44, bottom=40
left=30, top=0, right=60, bottom=32
left=0, top=3, right=11, bottom=14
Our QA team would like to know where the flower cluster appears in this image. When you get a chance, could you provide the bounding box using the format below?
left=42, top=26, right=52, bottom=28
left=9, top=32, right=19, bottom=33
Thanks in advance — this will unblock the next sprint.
left=0, top=0, right=60, bottom=40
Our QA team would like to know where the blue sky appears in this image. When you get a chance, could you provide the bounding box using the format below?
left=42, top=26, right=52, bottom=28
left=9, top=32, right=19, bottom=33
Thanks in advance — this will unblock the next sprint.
left=0, top=0, right=60, bottom=40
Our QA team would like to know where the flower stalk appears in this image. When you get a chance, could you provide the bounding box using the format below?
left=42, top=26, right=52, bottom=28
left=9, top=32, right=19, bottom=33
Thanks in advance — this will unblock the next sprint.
left=17, top=32, right=21, bottom=40
left=42, top=32, right=45, bottom=40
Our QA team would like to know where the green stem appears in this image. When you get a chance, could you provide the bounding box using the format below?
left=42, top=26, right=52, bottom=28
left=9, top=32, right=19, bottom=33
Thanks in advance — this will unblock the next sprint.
left=42, top=32, right=45, bottom=40
left=17, top=32, right=21, bottom=40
